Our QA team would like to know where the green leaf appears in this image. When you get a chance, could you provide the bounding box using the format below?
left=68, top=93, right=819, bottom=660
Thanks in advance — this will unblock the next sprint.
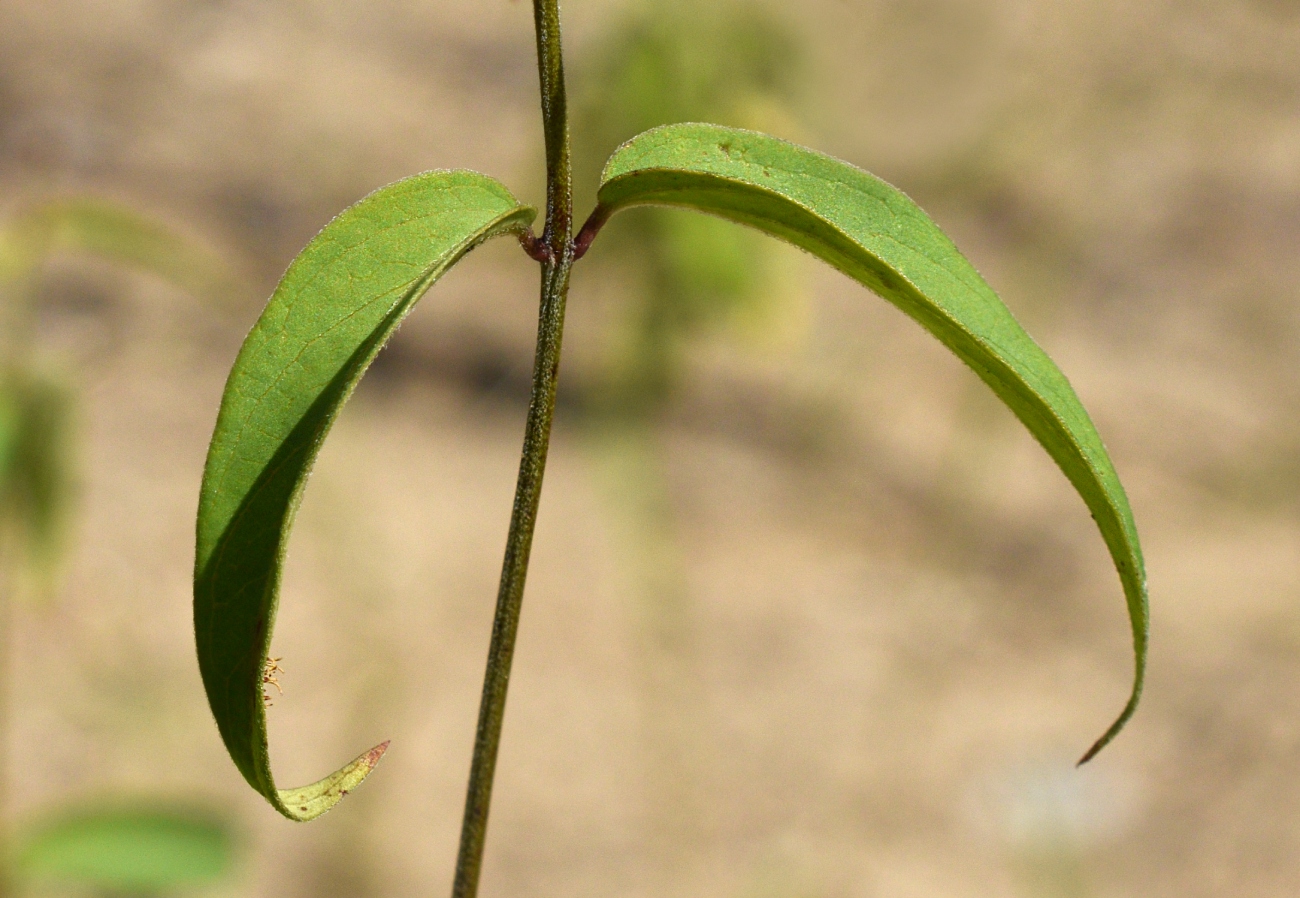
left=15, top=805, right=234, bottom=893
left=595, top=124, right=1147, bottom=763
left=194, top=170, right=536, bottom=821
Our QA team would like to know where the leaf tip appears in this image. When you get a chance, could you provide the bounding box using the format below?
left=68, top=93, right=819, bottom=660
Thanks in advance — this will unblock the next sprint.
left=274, top=741, right=393, bottom=822
left=366, top=741, right=391, bottom=769
left=1076, top=683, right=1142, bottom=767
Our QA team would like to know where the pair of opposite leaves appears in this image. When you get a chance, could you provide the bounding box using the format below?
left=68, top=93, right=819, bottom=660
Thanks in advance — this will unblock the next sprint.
left=194, top=123, right=1148, bottom=822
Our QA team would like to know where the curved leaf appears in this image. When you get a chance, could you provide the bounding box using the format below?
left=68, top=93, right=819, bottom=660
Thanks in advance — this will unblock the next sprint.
left=15, top=805, right=235, bottom=892
left=596, top=124, right=1146, bottom=762
left=194, top=171, right=536, bottom=820
left=0, top=197, right=234, bottom=302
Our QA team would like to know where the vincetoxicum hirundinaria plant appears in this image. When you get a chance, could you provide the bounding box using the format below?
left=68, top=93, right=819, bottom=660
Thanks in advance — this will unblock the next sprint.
left=193, top=2, right=1148, bottom=896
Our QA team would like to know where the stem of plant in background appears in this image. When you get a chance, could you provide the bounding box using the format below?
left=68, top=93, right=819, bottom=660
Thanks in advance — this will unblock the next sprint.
left=0, top=541, right=12, bottom=898
left=449, top=2, right=574, bottom=897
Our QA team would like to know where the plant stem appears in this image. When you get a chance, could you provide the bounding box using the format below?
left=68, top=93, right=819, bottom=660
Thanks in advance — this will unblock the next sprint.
left=450, top=2, right=573, bottom=897
left=532, top=0, right=574, bottom=255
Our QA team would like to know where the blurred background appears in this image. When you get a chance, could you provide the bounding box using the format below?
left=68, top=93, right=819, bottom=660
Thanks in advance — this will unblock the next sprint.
left=0, top=0, right=1298, bottom=896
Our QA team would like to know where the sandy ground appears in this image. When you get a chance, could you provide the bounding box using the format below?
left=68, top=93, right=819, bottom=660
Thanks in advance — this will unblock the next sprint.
left=2, top=1, right=1300, bottom=896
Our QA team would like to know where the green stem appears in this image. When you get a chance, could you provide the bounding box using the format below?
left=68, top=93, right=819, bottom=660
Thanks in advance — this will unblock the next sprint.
left=449, top=2, right=574, bottom=897
left=532, top=0, right=574, bottom=254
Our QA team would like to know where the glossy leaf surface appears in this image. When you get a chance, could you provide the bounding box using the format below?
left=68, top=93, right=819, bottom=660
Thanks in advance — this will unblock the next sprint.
left=596, top=123, right=1146, bottom=762
left=194, top=171, right=536, bottom=820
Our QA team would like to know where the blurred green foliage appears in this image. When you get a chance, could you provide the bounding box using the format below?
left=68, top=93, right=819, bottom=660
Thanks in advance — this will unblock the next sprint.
left=0, top=372, right=73, bottom=581
left=0, top=198, right=230, bottom=588
left=567, top=6, right=811, bottom=859
left=14, top=806, right=234, bottom=896
left=573, top=0, right=804, bottom=414
left=0, top=200, right=231, bottom=309
left=0, top=199, right=237, bottom=895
